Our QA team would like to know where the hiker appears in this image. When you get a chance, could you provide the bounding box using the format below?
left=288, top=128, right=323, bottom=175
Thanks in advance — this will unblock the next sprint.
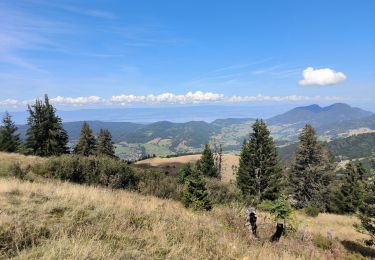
left=246, top=207, right=257, bottom=237
left=271, top=222, right=284, bottom=242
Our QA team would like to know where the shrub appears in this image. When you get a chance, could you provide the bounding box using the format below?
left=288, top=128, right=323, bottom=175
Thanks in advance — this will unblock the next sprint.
left=205, top=179, right=241, bottom=205
left=9, top=162, right=27, bottom=180
left=136, top=169, right=182, bottom=200
left=32, top=155, right=139, bottom=190
left=305, top=203, right=321, bottom=217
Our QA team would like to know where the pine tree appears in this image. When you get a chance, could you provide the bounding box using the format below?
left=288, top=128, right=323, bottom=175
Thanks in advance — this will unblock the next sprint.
left=26, top=95, right=69, bottom=156
left=288, top=124, right=334, bottom=209
left=96, top=128, right=116, bottom=157
left=334, top=162, right=365, bottom=214
left=196, top=143, right=217, bottom=177
left=0, top=112, right=21, bottom=152
left=236, top=119, right=282, bottom=202
left=74, top=122, right=97, bottom=156
left=177, top=163, right=194, bottom=184
left=182, top=169, right=212, bottom=211
left=359, top=176, right=375, bottom=245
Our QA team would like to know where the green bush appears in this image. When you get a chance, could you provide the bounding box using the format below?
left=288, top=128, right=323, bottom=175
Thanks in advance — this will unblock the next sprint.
left=32, top=155, right=139, bottom=189
left=206, top=179, right=241, bottom=205
left=305, top=203, right=321, bottom=217
left=136, top=169, right=182, bottom=200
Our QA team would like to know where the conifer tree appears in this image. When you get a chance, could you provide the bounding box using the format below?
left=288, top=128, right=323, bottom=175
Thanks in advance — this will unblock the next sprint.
left=96, top=128, right=116, bottom=157
left=288, top=124, right=334, bottom=209
left=196, top=143, right=217, bottom=177
left=359, top=176, right=375, bottom=245
left=74, top=122, right=97, bottom=156
left=177, top=163, right=194, bottom=184
left=0, top=112, right=21, bottom=152
left=26, top=95, right=69, bottom=156
left=334, top=162, right=365, bottom=214
left=182, top=169, right=212, bottom=211
left=236, top=119, right=282, bottom=202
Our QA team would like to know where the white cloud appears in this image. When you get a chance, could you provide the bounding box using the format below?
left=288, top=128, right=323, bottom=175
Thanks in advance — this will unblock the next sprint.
left=299, top=67, right=347, bottom=86
left=0, top=99, right=19, bottom=106
left=111, top=91, right=224, bottom=105
left=0, top=92, right=347, bottom=109
left=51, top=96, right=104, bottom=105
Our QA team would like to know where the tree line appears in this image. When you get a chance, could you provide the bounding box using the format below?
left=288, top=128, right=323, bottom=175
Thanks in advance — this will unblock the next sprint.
left=0, top=95, right=115, bottom=158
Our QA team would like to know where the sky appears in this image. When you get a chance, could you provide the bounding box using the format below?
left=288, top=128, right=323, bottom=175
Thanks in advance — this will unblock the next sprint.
left=0, top=0, right=374, bottom=111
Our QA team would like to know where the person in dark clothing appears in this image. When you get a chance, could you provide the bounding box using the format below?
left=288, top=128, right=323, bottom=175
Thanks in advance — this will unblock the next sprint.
left=246, top=208, right=257, bottom=237
left=271, top=223, right=284, bottom=242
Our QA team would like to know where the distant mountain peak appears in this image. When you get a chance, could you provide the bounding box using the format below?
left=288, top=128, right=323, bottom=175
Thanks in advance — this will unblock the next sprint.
left=267, top=103, right=373, bottom=127
left=295, top=104, right=322, bottom=113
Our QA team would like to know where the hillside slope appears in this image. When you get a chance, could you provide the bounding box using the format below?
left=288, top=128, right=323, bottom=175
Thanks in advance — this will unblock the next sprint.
left=0, top=178, right=371, bottom=259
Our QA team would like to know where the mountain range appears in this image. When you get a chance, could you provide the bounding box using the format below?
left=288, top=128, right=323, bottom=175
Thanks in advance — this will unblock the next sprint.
left=12, top=103, right=375, bottom=161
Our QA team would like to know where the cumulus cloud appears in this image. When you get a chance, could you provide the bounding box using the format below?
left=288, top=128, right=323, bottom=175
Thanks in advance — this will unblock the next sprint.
left=110, top=91, right=224, bottom=105
left=51, top=96, right=104, bottom=105
left=0, top=91, right=347, bottom=109
left=0, top=99, right=19, bottom=106
left=299, top=67, right=347, bottom=86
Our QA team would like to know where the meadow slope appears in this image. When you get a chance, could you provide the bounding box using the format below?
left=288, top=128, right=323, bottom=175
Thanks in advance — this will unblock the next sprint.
left=135, top=154, right=239, bottom=182
left=0, top=178, right=373, bottom=259
left=0, top=152, right=373, bottom=259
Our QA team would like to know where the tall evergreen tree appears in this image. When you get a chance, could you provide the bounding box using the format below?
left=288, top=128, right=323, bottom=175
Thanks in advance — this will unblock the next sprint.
left=96, top=128, right=116, bottom=157
left=359, top=176, right=375, bottom=245
left=196, top=144, right=217, bottom=177
left=74, top=122, right=97, bottom=156
left=288, top=124, right=334, bottom=209
left=182, top=169, right=212, bottom=211
left=26, top=95, right=69, bottom=156
left=334, top=162, right=365, bottom=214
left=0, top=112, right=21, bottom=152
left=236, top=119, right=282, bottom=202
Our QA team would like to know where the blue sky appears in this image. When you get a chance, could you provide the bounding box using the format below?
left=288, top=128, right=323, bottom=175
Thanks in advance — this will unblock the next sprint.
left=0, top=0, right=374, bottom=111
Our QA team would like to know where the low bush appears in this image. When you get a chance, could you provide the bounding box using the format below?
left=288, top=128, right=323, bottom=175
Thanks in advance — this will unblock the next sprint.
left=136, top=169, right=182, bottom=200
left=9, top=162, right=27, bottom=180
left=305, top=203, right=321, bottom=217
left=32, top=155, right=139, bottom=190
left=205, top=179, right=241, bottom=205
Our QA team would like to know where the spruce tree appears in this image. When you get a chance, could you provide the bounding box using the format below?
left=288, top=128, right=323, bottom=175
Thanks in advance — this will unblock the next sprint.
left=0, top=112, right=21, bottom=152
left=236, top=119, right=282, bottom=202
left=182, top=169, right=212, bottom=211
left=288, top=124, right=334, bottom=209
left=359, top=176, right=375, bottom=245
left=26, top=95, right=69, bottom=156
left=334, top=162, right=365, bottom=214
left=74, top=122, right=97, bottom=156
left=177, top=163, right=194, bottom=184
left=96, top=128, right=116, bottom=157
left=196, top=143, right=217, bottom=177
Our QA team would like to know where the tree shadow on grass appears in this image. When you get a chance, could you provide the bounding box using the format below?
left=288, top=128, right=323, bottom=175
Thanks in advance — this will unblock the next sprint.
left=341, top=240, right=375, bottom=258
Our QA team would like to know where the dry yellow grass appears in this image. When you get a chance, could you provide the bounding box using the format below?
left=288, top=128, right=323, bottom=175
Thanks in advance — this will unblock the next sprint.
left=136, top=154, right=239, bottom=182
left=0, top=178, right=372, bottom=259
left=299, top=213, right=369, bottom=241
left=0, top=152, right=46, bottom=168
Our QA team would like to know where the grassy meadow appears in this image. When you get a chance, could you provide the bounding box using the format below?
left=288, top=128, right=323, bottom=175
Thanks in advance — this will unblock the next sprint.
left=0, top=152, right=374, bottom=259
